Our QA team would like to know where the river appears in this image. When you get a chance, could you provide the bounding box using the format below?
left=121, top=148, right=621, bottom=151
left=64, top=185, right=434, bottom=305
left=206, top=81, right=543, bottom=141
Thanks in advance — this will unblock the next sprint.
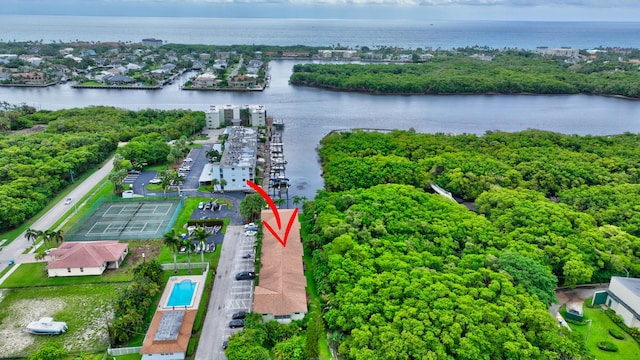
left=2, top=60, right=640, bottom=200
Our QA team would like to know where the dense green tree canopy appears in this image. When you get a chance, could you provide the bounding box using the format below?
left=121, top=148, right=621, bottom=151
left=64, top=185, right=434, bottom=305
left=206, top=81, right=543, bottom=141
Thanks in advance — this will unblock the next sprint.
left=0, top=106, right=205, bottom=232
left=290, top=52, right=640, bottom=98
left=302, top=184, right=590, bottom=360
left=305, top=128, right=640, bottom=359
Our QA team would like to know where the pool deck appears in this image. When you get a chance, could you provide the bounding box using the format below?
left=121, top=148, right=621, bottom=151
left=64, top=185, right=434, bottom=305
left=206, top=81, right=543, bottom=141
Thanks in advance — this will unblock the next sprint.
left=158, top=274, right=206, bottom=311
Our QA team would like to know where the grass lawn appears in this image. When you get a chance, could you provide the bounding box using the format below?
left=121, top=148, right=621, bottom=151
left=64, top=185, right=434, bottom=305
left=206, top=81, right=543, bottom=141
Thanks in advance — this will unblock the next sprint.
left=566, top=301, right=640, bottom=360
left=0, top=283, right=125, bottom=357
left=1, top=262, right=134, bottom=288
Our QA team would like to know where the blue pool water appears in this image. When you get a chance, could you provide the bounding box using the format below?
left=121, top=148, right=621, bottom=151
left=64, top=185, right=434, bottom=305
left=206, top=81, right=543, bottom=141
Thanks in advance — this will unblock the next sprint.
left=167, top=280, right=197, bottom=307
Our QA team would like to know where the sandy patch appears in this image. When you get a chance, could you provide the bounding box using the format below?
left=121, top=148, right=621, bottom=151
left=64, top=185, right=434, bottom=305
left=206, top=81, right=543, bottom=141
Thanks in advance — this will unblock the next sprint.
left=0, top=298, right=65, bottom=355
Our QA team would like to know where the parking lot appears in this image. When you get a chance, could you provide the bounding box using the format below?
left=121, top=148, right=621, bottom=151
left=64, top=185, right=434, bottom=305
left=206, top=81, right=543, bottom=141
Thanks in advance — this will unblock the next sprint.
left=195, top=226, right=257, bottom=360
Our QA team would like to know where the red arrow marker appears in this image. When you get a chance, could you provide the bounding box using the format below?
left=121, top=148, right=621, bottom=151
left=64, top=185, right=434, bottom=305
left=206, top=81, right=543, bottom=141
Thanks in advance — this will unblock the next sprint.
left=246, top=180, right=298, bottom=248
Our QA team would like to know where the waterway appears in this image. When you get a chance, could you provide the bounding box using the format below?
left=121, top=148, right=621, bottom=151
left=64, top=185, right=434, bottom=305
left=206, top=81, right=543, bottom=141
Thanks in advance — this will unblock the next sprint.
left=2, top=60, right=640, bottom=200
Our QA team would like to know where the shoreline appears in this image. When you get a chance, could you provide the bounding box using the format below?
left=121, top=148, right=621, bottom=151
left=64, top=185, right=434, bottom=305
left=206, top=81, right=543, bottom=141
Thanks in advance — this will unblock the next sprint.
left=289, top=83, right=640, bottom=101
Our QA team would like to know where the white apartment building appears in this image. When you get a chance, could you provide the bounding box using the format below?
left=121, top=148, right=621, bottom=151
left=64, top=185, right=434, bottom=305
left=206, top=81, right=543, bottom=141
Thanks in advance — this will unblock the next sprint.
left=205, top=104, right=266, bottom=129
left=199, top=126, right=257, bottom=191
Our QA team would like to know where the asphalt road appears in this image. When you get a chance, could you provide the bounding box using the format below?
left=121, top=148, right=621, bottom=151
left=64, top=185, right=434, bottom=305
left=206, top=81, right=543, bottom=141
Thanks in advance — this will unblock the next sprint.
left=0, top=156, right=115, bottom=274
left=195, top=225, right=256, bottom=360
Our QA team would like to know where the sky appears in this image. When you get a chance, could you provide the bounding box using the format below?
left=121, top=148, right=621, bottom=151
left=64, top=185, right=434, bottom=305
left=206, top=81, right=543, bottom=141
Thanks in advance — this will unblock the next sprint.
left=1, top=0, right=639, bottom=21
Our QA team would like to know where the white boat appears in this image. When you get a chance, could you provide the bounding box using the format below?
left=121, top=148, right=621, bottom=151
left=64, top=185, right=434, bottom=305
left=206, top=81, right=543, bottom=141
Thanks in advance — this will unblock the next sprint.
left=25, top=317, right=68, bottom=335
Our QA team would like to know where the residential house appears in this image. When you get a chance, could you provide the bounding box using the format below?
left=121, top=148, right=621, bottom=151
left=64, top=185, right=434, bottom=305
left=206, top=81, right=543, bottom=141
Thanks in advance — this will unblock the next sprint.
left=46, top=241, right=128, bottom=277
left=11, top=72, right=44, bottom=85
left=102, top=74, right=136, bottom=85
left=253, top=209, right=307, bottom=323
left=194, top=73, right=218, bottom=87
left=228, top=74, right=257, bottom=88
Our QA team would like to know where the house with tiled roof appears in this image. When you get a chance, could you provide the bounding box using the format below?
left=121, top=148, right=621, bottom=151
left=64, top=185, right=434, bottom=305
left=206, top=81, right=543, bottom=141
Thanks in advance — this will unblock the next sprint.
left=46, top=241, right=128, bottom=277
left=253, top=209, right=307, bottom=324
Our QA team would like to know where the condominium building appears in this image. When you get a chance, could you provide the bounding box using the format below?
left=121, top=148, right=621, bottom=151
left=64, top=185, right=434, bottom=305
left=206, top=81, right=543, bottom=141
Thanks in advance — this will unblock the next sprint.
left=205, top=104, right=266, bottom=129
left=199, top=126, right=257, bottom=192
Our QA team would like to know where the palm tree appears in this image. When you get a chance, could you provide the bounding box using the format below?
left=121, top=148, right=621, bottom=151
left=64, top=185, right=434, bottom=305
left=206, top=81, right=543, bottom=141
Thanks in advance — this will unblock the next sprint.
left=192, top=227, right=209, bottom=271
left=274, top=197, right=286, bottom=209
left=182, top=238, right=197, bottom=273
left=219, top=179, right=227, bottom=193
left=47, top=229, right=64, bottom=249
left=25, top=228, right=40, bottom=247
left=210, top=178, right=220, bottom=193
left=163, top=229, right=181, bottom=273
left=159, top=170, right=172, bottom=199
left=171, top=171, right=185, bottom=195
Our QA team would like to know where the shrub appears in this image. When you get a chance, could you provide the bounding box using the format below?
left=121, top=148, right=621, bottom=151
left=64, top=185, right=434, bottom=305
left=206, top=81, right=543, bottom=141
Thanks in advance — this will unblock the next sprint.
left=597, top=341, right=618, bottom=352
left=609, top=328, right=626, bottom=340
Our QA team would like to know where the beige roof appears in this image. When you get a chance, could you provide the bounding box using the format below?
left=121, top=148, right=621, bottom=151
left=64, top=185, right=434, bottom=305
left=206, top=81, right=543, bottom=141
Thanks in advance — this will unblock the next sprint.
left=46, top=241, right=128, bottom=269
left=253, top=209, right=308, bottom=315
left=141, top=310, right=196, bottom=355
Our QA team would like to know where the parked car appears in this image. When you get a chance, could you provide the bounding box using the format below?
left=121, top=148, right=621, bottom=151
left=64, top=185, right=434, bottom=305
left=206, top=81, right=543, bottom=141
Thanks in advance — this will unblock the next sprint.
left=198, top=202, right=205, bottom=209
left=235, top=271, right=256, bottom=280
left=244, top=223, right=258, bottom=231
left=244, top=230, right=257, bottom=237
left=228, top=319, right=245, bottom=328
left=232, top=311, right=247, bottom=320
left=64, top=198, right=72, bottom=205
left=128, top=170, right=141, bottom=174
left=184, top=157, right=193, bottom=163
left=222, top=340, right=228, bottom=350
left=205, top=201, right=212, bottom=210
left=149, top=178, right=161, bottom=184
left=242, top=253, right=252, bottom=259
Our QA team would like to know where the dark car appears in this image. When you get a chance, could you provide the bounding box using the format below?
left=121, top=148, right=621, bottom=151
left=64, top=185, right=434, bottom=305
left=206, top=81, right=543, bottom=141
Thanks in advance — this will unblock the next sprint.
left=229, top=319, right=245, bottom=328
left=222, top=340, right=229, bottom=350
left=232, top=311, right=247, bottom=320
left=235, top=271, right=256, bottom=280
left=242, top=253, right=252, bottom=259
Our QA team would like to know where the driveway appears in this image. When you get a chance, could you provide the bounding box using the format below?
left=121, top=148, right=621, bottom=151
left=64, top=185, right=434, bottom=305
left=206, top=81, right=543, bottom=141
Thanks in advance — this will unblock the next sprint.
left=195, top=226, right=256, bottom=360
left=549, top=285, right=608, bottom=317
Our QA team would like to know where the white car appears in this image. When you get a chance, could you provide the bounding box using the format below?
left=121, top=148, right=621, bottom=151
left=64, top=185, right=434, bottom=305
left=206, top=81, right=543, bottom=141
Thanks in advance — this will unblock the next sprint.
left=64, top=198, right=72, bottom=205
left=198, top=202, right=205, bottom=209
left=149, top=178, right=161, bottom=184
left=184, top=158, right=193, bottom=163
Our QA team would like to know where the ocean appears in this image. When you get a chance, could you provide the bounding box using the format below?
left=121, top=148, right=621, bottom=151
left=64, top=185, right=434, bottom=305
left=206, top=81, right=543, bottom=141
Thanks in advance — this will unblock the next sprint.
left=1, top=15, right=640, bottom=50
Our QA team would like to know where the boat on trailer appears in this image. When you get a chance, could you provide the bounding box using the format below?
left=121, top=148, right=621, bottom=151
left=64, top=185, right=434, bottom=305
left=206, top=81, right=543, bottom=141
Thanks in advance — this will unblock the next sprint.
left=25, top=317, right=68, bottom=335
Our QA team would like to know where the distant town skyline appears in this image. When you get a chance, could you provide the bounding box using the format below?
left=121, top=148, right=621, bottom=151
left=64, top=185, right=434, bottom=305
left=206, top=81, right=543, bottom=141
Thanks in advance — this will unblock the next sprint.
left=1, top=0, right=639, bottom=21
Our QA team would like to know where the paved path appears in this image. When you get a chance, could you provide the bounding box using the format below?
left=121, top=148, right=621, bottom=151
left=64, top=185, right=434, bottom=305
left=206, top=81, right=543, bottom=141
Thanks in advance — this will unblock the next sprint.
left=195, top=226, right=256, bottom=360
left=0, top=157, right=114, bottom=282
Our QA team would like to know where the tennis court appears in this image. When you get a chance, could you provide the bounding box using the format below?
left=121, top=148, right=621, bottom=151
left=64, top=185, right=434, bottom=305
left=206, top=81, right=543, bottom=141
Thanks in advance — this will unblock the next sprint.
left=66, top=200, right=181, bottom=241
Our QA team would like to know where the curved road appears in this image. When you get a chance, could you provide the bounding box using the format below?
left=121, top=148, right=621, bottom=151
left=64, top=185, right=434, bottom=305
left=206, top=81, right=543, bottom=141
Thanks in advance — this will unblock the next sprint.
left=0, top=156, right=115, bottom=278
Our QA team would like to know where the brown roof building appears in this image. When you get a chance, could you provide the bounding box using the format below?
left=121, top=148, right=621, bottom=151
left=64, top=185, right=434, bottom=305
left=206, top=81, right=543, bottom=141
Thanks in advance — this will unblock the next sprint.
left=46, top=241, right=128, bottom=277
left=253, top=209, right=308, bottom=323
left=140, top=310, right=196, bottom=360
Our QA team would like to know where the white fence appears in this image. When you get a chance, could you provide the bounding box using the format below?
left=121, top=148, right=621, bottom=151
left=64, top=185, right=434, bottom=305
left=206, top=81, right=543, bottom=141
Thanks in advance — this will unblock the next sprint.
left=161, top=262, right=210, bottom=273
left=107, top=346, right=142, bottom=356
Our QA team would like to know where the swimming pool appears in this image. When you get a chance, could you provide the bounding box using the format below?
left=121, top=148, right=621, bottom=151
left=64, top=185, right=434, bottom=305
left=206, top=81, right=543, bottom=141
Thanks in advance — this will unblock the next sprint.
left=166, top=279, right=197, bottom=307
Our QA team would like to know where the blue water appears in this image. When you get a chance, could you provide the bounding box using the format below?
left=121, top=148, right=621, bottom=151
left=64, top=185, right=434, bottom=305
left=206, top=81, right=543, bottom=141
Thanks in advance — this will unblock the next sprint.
left=167, top=279, right=196, bottom=307
left=1, top=16, right=639, bottom=49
